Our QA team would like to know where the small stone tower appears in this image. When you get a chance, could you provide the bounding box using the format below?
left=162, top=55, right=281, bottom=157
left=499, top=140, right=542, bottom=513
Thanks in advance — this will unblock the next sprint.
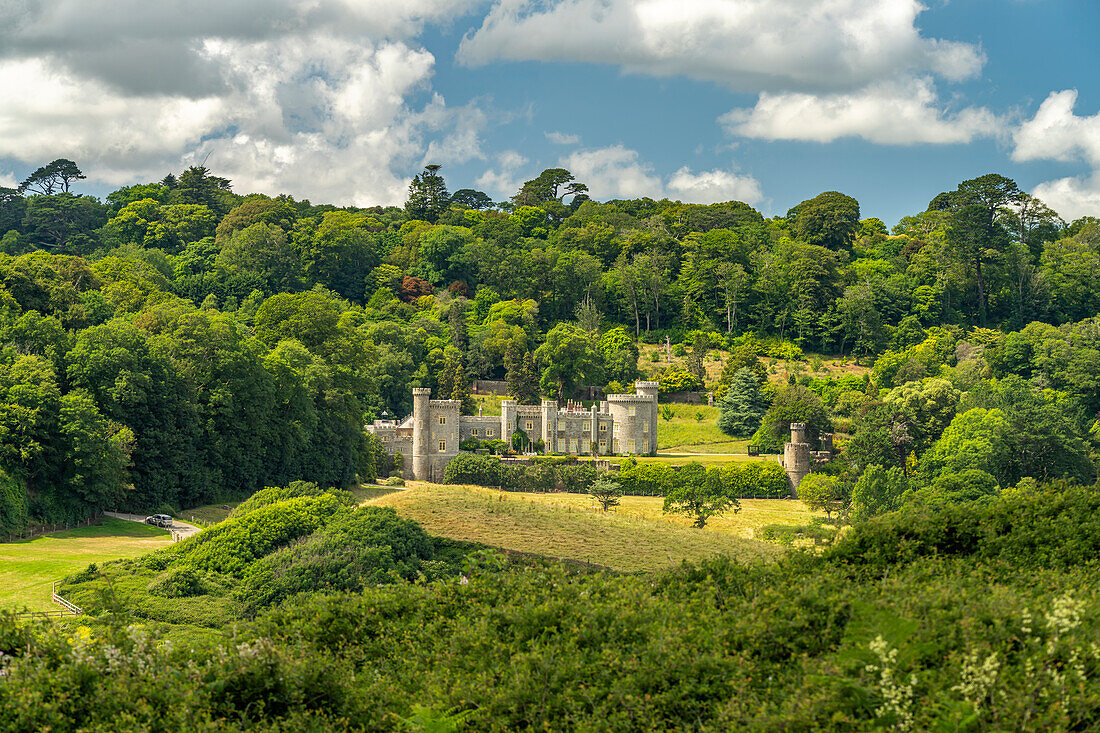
left=500, top=399, right=517, bottom=448
left=782, top=422, right=812, bottom=497
left=540, top=399, right=557, bottom=452
left=410, top=387, right=431, bottom=481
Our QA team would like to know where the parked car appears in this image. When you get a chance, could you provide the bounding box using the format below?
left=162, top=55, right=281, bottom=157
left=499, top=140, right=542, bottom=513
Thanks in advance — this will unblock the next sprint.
left=144, top=514, right=173, bottom=528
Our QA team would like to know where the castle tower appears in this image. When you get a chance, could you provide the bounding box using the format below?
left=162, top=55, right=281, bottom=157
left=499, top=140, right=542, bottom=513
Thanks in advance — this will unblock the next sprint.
left=783, top=422, right=811, bottom=497
left=411, top=387, right=431, bottom=480
left=541, top=399, right=557, bottom=453
left=425, top=397, right=460, bottom=481
left=606, top=382, right=659, bottom=456
left=500, top=399, right=517, bottom=449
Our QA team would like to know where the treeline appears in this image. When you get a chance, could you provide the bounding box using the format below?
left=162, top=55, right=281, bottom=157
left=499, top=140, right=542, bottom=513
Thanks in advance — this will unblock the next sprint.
left=442, top=453, right=792, bottom=499
left=0, top=158, right=1099, bottom=530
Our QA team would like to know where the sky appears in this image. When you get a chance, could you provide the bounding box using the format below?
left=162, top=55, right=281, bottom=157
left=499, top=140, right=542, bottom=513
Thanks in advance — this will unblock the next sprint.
left=1, top=0, right=1098, bottom=226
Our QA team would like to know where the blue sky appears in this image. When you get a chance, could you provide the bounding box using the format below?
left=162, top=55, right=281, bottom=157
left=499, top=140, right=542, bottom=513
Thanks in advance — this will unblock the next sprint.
left=1, top=1, right=1099, bottom=226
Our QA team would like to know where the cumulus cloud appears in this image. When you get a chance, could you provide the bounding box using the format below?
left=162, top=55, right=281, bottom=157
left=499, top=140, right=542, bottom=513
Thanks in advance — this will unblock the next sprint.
left=666, top=166, right=762, bottom=204
left=1013, top=90, right=1100, bottom=220
left=0, top=1, right=485, bottom=205
left=476, top=150, right=529, bottom=199
left=721, top=77, right=1002, bottom=145
left=458, top=0, right=983, bottom=92
left=555, top=145, right=763, bottom=204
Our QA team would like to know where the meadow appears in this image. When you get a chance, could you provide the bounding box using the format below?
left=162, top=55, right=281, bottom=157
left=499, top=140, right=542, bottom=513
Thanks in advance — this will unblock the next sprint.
left=0, top=518, right=170, bottom=612
left=366, top=482, right=811, bottom=571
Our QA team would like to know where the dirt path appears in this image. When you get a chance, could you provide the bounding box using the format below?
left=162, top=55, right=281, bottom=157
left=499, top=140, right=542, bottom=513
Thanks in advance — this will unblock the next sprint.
left=104, top=512, right=203, bottom=542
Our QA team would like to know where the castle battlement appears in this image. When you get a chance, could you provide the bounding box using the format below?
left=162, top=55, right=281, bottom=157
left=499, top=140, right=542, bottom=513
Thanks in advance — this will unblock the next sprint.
left=370, top=383, right=659, bottom=481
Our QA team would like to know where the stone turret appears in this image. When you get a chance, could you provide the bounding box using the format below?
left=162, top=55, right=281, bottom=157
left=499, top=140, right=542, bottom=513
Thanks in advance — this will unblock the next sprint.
left=500, top=399, right=517, bottom=448
left=411, top=387, right=431, bottom=480
left=541, top=399, right=557, bottom=453
left=782, top=422, right=812, bottom=497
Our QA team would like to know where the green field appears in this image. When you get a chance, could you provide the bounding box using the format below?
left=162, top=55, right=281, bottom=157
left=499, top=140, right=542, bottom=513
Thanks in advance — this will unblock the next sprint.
left=0, top=518, right=171, bottom=612
left=367, top=483, right=811, bottom=572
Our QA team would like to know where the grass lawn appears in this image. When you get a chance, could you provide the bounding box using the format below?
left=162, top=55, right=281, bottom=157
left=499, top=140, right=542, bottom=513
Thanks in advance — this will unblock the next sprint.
left=367, top=483, right=810, bottom=572
left=181, top=502, right=239, bottom=526
left=0, top=517, right=171, bottom=612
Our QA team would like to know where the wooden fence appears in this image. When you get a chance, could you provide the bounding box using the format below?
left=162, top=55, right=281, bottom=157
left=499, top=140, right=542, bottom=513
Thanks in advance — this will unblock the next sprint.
left=12, top=582, right=83, bottom=621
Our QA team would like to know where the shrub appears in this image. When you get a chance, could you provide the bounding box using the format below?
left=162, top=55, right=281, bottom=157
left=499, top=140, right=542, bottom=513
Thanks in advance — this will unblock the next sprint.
left=232, top=481, right=323, bottom=517
left=148, top=568, right=206, bottom=598
left=659, top=369, right=704, bottom=393
left=443, top=453, right=505, bottom=487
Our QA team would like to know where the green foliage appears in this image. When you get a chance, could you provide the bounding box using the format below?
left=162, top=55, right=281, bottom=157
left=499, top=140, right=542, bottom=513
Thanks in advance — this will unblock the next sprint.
left=148, top=567, right=206, bottom=598
left=717, top=367, right=767, bottom=437
left=443, top=453, right=505, bottom=487
left=662, top=462, right=741, bottom=528
left=658, top=368, right=704, bottom=393
left=588, top=476, right=623, bottom=511
left=752, top=384, right=832, bottom=452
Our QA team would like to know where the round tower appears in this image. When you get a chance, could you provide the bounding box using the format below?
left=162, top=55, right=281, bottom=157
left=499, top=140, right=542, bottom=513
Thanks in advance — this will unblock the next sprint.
left=790, top=422, right=808, bottom=445
left=635, top=381, right=659, bottom=400
left=411, top=388, right=431, bottom=480
left=540, top=399, right=557, bottom=452
left=783, top=442, right=812, bottom=497
left=500, top=399, right=517, bottom=448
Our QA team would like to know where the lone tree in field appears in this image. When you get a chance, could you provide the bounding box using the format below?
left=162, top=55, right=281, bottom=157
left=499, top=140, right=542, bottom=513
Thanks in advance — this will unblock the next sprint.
left=662, top=463, right=739, bottom=528
left=589, top=476, right=623, bottom=512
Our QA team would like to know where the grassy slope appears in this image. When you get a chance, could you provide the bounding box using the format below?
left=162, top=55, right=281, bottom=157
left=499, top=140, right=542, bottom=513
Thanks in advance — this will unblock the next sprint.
left=367, top=483, right=811, bottom=572
left=0, top=518, right=170, bottom=612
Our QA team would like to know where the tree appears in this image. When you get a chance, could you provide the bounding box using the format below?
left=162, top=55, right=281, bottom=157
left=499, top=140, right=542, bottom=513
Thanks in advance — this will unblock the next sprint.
left=849, top=465, right=907, bottom=522
left=752, top=385, right=832, bottom=452
left=797, top=473, right=848, bottom=523
left=214, top=222, right=302, bottom=291
left=717, top=368, right=767, bottom=437
left=535, top=323, right=601, bottom=400
left=22, top=193, right=108, bottom=251
left=451, top=189, right=493, bottom=210
left=175, top=166, right=234, bottom=214
left=512, top=168, right=589, bottom=207
left=945, top=174, right=1022, bottom=326
left=505, top=344, right=539, bottom=404
left=19, top=159, right=85, bottom=195
left=405, top=164, right=450, bottom=223
left=662, top=463, right=739, bottom=528
left=589, top=476, right=623, bottom=511
left=788, top=191, right=860, bottom=250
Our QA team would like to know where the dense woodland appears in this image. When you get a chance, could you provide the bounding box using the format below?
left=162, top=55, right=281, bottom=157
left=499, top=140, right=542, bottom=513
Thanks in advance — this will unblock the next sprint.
left=0, top=159, right=1099, bottom=532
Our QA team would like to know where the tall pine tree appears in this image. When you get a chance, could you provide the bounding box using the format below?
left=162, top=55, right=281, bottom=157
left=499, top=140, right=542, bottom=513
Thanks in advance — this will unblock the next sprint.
left=718, top=368, right=768, bottom=438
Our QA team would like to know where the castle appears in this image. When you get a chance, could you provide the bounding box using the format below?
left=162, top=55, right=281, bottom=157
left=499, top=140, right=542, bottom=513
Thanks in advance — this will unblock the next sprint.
left=368, top=382, right=660, bottom=481
left=779, top=422, right=834, bottom=496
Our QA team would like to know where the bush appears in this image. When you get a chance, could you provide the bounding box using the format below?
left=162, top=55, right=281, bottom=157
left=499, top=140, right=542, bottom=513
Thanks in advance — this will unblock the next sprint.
left=443, top=453, right=505, bottom=487
left=236, top=506, right=442, bottom=613
left=659, top=369, right=704, bottom=393
left=232, top=481, right=324, bottom=517
left=148, top=568, right=206, bottom=598
left=384, top=476, right=405, bottom=486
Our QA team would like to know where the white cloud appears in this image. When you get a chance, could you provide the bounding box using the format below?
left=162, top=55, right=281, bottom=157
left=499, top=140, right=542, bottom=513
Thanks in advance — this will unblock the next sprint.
left=666, top=166, right=762, bottom=204
left=1013, top=90, right=1100, bottom=220
left=545, top=131, right=581, bottom=145
left=555, top=145, right=763, bottom=204
left=476, top=150, right=529, bottom=199
left=458, top=0, right=983, bottom=92
left=560, top=146, right=663, bottom=199
left=0, top=1, right=486, bottom=206
left=721, top=77, right=1002, bottom=145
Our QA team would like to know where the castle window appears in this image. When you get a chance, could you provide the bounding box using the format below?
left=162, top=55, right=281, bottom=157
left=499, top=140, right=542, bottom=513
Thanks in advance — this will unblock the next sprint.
left=486, top=428, right=494, bottom=437
left=628, top=406, right=636, bottom=417
left=599, top=423, right=607, bottom=432
left=598, top=439, right=607, bottom=451
left=582, top=421, right=590, bottom=431
left=525, top=420, right=533, bottom=431
left=557, top=439, right=566, bottom=452
left=643, top=421, right=649, bottom=433
left=473, top=428, right=480, bottom=436
left=438, top=440, right=446, bottom=451
left=439, top=416, right=446, bottom=425
left=642, top=439, right=649, bottom=453
left=627, top=439, right=636, bottom=453
left=568, top=439, right=577, bottom=453
left=613, top=439, right=619, bottom=453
